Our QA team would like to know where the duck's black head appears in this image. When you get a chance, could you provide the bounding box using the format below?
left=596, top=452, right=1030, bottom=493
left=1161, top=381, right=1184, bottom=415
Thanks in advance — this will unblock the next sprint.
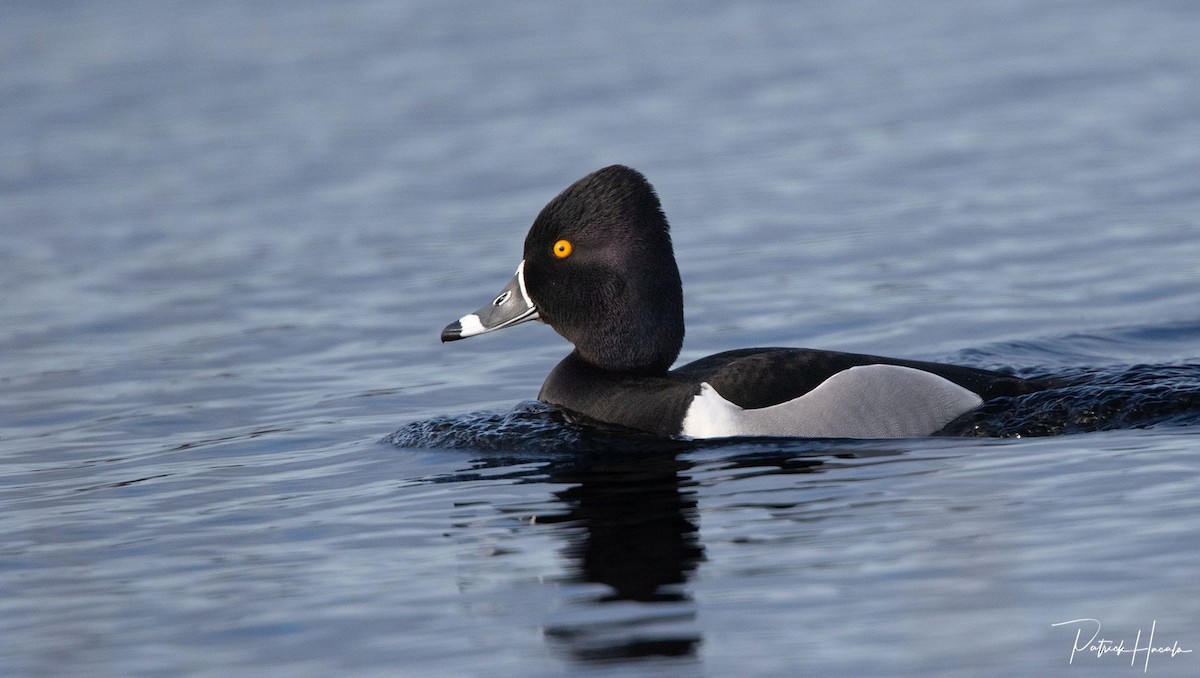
left=441, top=165, right=685, bottom=374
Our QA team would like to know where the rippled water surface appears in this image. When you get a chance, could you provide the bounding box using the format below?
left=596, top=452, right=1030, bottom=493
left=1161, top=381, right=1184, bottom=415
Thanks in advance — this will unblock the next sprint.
left=4, top=1, right=1200, bottom=676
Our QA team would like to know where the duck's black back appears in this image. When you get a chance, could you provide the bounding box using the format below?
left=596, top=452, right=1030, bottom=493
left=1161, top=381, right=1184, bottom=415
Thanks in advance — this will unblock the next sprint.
left=675, top=348, right=1041, bottom=410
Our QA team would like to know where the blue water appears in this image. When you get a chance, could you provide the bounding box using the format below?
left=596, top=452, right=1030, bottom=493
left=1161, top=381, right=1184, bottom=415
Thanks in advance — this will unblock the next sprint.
left=4, top=1, right=1200, bottom=676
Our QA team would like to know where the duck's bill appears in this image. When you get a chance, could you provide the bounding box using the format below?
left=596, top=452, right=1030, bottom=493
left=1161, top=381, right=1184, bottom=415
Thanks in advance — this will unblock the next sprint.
left=441, top=261, right=540, bottom=342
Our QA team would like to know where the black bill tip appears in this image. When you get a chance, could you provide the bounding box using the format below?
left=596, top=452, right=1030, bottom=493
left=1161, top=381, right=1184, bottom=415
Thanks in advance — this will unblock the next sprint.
left=440, top=321, right=463, bottom=342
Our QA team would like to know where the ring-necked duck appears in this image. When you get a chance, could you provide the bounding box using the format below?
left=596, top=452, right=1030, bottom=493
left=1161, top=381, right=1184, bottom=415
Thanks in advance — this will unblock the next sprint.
left=442, top=165, right=1043, bottom=438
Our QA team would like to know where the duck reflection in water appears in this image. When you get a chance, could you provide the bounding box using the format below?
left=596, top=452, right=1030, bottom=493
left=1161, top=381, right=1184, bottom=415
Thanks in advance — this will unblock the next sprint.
left=536, top=442, right=851, bottom=664
left=537, top=448, right=704, bottom=662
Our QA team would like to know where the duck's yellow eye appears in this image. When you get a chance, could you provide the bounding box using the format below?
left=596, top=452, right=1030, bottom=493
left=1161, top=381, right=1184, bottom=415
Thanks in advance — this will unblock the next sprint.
left=552, top=239, right=573, bottom=259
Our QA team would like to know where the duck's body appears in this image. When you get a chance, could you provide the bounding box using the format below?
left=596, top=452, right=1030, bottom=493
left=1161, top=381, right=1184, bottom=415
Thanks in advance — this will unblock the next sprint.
left=539, top=347, right=1035, bottom=438
left=442, top=165, right=1045, bottom=439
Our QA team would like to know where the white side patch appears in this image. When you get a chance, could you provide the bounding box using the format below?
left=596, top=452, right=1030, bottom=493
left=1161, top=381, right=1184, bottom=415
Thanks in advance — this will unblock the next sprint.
left=680, top=364, right=984, bottom=439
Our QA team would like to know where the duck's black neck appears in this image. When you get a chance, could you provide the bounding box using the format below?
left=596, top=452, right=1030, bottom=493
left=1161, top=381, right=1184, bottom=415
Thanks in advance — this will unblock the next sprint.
left=567, top=271, right=684, bottom=374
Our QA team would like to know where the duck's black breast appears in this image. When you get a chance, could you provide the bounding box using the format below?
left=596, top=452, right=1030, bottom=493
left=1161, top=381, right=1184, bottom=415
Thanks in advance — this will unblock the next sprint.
left=537, top=352, right=699, bottom=437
